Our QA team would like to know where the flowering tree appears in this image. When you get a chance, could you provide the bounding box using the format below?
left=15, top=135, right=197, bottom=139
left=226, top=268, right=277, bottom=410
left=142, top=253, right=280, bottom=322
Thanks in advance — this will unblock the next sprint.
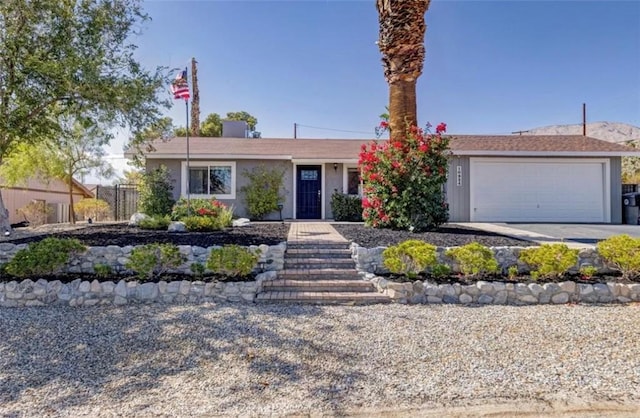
left=359, top=121, right=450, bottom=231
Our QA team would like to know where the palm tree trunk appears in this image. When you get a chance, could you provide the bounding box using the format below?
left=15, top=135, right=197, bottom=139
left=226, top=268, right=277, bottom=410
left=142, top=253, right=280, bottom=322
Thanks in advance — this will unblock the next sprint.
left=389, top=79, right=417, bottom=141
left=376, top=0, right=430, bottom=142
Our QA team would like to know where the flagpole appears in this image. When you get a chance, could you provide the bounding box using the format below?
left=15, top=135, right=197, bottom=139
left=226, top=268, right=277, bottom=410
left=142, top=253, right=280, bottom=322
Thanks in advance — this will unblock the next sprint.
left=185, top=95, right=191, bottom=213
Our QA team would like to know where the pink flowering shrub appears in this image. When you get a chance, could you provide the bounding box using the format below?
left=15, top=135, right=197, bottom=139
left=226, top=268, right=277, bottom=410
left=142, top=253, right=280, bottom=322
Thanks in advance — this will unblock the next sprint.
left=359, top=121, right=450, bottom=231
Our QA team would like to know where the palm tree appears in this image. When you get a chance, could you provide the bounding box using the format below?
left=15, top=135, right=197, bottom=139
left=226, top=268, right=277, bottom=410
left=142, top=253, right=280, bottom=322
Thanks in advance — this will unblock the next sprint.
left=376, top=0, right=430, bottom=141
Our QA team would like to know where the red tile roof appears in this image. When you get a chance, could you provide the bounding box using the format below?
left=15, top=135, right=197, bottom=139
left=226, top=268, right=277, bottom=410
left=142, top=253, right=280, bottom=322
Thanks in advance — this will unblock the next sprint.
left=132, top=134, right=639, bottom=160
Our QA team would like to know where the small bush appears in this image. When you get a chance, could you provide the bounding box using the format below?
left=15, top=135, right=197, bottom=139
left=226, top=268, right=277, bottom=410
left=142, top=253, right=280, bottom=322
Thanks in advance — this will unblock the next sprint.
left=138, top=215, right=171, bottom=230
left=172, top=198, right=228, bottom=220
left=94, top=263, right=113, bottom=278
left=6, top=238, right=86, bottom=277
left=190, top=262, right=206, bottom=277
left=330, top=192, right=363, bottom=222
left=446, top=242, right=499, bottom=277
left=519, top=244, right=579, bottom=279
left=18, top=200, right=52, bottom=226
left=430, top=263, right=451, bottom=279
left=579, top=265, right=598, bottom=279
left=597, top=234, right=640, bottom=280
left=182, top=216, right=221, bottom=232
left=74, top=198, right=111, bottom=221
left=383, top=239, right=437, bottom=278
left=240, top=165, right=285, bottom=220
left=139, top=165, right=175, bottom=216
left=206, top=245, right=260, bottom=278
left=126, top=243, right=186, bottom=281
left=507, top=265, right=519, bottom=280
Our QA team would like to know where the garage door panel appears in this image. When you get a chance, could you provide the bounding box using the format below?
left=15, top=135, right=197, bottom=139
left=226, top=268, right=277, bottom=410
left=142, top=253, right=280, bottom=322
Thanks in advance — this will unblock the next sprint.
left=470, top=160, right=607, bottom=223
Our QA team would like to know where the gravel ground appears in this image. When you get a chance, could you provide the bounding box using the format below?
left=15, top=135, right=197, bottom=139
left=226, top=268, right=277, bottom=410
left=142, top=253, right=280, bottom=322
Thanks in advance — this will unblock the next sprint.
left=1, top=303, right=639, bottom=417
left=332, top=223, right=534, bottom=247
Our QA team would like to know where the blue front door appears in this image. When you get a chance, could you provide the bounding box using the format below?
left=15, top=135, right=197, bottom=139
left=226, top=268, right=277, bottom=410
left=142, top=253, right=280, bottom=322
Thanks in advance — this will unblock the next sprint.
left=296, top=165, right=321, bottom=219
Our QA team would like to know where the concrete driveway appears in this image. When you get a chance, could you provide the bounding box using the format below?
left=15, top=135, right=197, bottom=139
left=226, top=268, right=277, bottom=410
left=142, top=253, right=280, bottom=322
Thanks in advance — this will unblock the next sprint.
left=457, top=223, right=640, bottom=248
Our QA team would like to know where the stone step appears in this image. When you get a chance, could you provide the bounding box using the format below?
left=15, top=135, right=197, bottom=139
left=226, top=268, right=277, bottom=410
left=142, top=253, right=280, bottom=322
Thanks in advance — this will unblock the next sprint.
left=286, top=248, right=352, bottom=258
left=284, top=258, right=355, bottom=269
left=278, top=269, right=362, bottom=280
left=262, top=279, right=376, bottom=293
left=287, top=242, right=351, bottom=250
left=255, top=291, right=390, bottom=305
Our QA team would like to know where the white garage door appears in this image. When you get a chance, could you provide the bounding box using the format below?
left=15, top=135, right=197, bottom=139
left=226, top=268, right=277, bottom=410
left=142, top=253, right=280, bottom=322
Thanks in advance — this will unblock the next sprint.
left=470, top=158, right=609, bottom=222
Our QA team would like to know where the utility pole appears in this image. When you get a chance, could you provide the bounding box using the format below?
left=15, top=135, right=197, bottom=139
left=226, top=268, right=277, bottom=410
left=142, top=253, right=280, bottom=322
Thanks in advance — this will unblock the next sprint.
left=293, top=123, right=297, bottom=139
left=582, top=103, right=586, bottom=136
left=190, top=57, right=201, bottom=137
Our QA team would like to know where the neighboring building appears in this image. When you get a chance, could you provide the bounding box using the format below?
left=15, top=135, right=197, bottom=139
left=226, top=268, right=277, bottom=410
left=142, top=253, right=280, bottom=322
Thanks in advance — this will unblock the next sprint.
left=127, top=134, right=640, bottom=224
left=1, top=177, right=94, bottom=225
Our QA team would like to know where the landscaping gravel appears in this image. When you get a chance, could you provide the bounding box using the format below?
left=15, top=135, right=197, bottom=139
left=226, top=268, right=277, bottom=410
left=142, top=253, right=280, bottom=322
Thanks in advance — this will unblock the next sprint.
left=0, top=303, right=638, bottom=416
left=333, top=223, right=535, bottom=247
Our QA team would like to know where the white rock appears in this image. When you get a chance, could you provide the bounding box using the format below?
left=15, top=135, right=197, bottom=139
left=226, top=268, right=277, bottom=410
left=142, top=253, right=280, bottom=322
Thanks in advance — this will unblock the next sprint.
left=168, top=221, right=187, bottom=233
left=129, top=212, right=149, bottom=226
left=232, top=218, right=251, bottom=227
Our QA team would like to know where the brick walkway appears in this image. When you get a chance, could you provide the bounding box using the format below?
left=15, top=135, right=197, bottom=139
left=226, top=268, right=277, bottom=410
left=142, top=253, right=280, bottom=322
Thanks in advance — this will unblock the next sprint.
left=287, top=222, right=350, bottom=245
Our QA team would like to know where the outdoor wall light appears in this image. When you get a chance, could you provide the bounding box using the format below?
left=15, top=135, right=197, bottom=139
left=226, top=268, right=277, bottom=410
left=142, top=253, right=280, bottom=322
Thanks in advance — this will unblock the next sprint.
left=333, top=163, right=338, bottom=172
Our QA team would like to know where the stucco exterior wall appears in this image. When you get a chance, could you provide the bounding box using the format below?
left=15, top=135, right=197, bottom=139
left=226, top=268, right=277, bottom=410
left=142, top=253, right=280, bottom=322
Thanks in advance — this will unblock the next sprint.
left=147, top=159, right=294, bottom=220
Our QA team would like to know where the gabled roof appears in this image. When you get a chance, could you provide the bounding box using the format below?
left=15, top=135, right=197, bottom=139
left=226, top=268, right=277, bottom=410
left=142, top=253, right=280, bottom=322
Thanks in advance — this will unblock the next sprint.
left=130, top=134, right=640, bottom=161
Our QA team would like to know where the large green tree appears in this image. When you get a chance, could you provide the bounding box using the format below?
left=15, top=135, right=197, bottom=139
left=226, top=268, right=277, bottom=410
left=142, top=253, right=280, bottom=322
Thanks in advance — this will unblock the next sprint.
left=0, top=0, right=169, bottom=231
left=376, top=0, right=430, bottom=141
left=0, top=117, right=114, bottom=224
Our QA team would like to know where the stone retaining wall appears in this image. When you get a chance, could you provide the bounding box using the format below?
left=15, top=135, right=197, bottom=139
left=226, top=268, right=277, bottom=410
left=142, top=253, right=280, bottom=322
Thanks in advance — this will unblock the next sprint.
left=0, top=242, right=285, bottom=307
left=0, top=271, right=278, bottom=308
left=364, top=274, right=640, bottom=305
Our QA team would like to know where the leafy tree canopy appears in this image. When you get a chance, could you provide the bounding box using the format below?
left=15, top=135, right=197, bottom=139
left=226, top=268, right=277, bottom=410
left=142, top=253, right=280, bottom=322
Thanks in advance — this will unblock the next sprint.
left=0, top=0, right=171, bottom=229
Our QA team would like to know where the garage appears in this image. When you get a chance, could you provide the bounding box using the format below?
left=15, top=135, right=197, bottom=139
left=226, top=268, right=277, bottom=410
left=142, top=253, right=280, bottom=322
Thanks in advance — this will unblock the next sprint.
left=469, top=158, right=610, bottom=223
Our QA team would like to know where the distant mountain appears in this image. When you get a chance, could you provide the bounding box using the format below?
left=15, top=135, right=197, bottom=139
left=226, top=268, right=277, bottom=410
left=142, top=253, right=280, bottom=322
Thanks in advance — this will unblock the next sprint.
left=526, top=122, right=640, bottom=144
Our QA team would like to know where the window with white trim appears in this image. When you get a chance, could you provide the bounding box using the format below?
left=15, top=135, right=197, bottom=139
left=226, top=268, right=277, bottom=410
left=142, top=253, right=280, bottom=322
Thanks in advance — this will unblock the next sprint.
left=183, top=161, right=236, bottom=199
left=343, top=165, right=362, bottom=196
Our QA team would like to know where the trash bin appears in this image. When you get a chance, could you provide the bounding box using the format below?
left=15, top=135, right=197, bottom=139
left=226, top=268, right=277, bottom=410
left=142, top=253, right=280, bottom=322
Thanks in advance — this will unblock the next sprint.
left=622, top=192, right=640, bottom=225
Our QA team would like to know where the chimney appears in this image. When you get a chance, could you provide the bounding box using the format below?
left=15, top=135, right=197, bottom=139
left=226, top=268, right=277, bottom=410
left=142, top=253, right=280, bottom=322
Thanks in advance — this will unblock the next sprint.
left=222, top=120, right=249, bottom=138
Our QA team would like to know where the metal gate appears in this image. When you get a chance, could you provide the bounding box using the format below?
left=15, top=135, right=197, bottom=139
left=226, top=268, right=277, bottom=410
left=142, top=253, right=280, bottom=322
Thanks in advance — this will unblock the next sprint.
left=95, top=184, right=139, bottom=221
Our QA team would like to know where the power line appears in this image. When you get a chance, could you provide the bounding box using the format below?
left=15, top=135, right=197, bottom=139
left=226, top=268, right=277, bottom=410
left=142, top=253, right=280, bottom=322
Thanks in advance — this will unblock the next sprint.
left=295, top=124, right=374, bottom=136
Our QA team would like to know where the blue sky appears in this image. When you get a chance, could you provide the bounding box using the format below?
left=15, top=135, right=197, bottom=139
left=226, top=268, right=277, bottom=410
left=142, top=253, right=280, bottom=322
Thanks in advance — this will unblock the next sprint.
left=103, top=0, right=640, bottom=177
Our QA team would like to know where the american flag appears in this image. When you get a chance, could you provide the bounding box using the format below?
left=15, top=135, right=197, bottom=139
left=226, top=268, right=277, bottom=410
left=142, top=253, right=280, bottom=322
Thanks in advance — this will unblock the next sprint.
left=171, top=68, right=190, bottom=100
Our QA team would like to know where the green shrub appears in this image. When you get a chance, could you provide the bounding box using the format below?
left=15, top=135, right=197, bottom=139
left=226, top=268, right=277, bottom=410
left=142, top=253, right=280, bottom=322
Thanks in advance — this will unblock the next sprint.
left=579, top=265, right=598, bottom=279
left=597, top=234, right=640, bottom=280
left=182, top=216, right=222, bottom=232
left=126, top=243, right=186, bottom=281
left=430, top=263, right=451, bottom=279
left=139, top=165, right=175, bottom=216
left=206, top=245, right=260, bottom=278
left=507, top=265, right=519, bottom=280
left=519, top=244, right=579, bottom=279
left=190, top=262, right=206, bottom=278
left=94, top=263, right=113, bottom=278
left=138, top=215, right=171, bottom=230
left=446, top=242, right=499, bottom=277
left=74, top=198, right=111, bottom=221
left=383, top=239, right=437, bottom=278
left=330, top=192, right=363, bottom=222
left=171, top=198, right=229, bottom=220
left=6, top=238, right=86, bottom=277
left=240, top=165, right=285, bottom=220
